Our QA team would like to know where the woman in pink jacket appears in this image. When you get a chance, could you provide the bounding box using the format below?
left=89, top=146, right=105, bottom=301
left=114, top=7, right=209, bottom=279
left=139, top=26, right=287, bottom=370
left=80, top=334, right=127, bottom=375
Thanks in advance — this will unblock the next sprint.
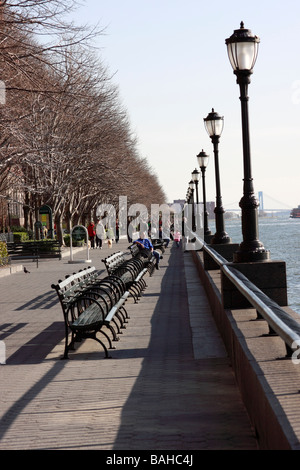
left=174, top=231, right=181, bottom=247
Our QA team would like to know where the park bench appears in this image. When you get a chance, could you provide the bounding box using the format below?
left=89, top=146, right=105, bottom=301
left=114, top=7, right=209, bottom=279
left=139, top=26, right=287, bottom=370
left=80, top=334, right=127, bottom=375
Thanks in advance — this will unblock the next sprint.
left=152, top=239, right=167, bottom=253
left=129, top=241, right=164, bottom=276
left=7, top=240, right=61, bottom=266
left=102, top=251, right=148, bottom=303
left=51, top=266, right=130, bottom=359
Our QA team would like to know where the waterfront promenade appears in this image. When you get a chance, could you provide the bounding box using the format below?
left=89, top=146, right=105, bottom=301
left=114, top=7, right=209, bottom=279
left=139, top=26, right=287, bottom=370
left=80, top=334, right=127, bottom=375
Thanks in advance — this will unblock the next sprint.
left=0, top=238, right=258, bottom=450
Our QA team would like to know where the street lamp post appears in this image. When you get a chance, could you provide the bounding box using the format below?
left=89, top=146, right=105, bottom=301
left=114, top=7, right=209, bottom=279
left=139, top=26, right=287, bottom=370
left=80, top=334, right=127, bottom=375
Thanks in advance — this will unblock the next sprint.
left=184, top=185, right=192, bottom=241
left=204, top=108, right=231, bottom=244
left=183, top=189, right=191, bottom=238
left=196, top=150, right=211, bottom=241
left=192, top=168, right=201, bottom=232
left=188, top=179, right=196, bottom=232
left=225, top=22, right=269, bottom=262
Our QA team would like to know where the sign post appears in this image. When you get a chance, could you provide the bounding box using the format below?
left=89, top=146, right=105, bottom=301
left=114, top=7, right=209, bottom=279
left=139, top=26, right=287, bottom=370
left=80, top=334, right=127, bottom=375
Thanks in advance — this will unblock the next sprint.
left=68, top=225, right=91, bottom=264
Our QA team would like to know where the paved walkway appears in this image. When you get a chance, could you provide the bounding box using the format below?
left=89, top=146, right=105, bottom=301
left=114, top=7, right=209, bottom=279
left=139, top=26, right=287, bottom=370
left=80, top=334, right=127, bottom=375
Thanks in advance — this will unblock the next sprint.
left=0, top=239, right=258, bottom=450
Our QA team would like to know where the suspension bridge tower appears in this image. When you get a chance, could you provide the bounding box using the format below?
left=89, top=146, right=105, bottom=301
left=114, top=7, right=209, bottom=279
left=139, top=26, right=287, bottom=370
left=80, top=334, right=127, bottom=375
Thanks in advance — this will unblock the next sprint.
left=258, top=191, right=264, bottom=213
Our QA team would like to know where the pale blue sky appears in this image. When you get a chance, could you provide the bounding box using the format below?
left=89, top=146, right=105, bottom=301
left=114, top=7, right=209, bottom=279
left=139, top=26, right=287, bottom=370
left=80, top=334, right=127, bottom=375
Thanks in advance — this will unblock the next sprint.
left=67, top=0, right=300, bottom=209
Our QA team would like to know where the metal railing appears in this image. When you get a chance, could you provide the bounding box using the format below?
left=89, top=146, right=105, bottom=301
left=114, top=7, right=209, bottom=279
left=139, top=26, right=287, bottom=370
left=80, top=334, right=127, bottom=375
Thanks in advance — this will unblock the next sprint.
left=192, top=234, right=300, bottom=358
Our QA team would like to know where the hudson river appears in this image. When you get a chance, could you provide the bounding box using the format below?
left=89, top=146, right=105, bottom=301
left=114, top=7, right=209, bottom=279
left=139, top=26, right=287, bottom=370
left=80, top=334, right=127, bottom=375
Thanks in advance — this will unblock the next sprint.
left=208, top=215, right=300, bottom=315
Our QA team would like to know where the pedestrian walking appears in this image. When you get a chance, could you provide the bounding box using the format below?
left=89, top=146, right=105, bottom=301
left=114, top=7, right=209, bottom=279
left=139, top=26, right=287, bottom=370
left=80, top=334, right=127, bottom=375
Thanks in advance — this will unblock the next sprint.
left=96, top=219, right=105, bottom=249
left=87, top=221, right=96, bottom=249
left=174, top=230, right=181, bottom=248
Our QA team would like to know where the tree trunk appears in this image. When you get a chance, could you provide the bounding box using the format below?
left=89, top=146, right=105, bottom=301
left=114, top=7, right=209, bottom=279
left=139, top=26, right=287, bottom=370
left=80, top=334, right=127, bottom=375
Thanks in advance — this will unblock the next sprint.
left=55, top=212, right=64, bottom=246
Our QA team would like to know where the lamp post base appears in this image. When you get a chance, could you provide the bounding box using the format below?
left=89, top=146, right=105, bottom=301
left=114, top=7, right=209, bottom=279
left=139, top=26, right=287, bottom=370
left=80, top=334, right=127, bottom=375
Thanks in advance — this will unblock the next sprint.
left=236, top=192, right=270, bottom=262
left=211, top=233, right=232, bottom=245
left=233, top=242, right=270, bottom=263
left=233, top=249, right=270, bottom=263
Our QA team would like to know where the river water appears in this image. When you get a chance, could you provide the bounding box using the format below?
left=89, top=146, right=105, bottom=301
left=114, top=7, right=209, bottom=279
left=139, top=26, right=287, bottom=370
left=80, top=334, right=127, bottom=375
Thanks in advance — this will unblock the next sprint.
left=207, top=215, right=300, bottom=315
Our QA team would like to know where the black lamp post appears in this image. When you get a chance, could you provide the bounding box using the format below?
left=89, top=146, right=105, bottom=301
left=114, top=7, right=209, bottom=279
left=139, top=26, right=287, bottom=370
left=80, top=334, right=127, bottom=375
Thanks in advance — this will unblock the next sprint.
left=196, top=150, right=211, bottom=241
left=184, top=186, right=192, bottom=239
left=226, top=22, right=269, bottom=262
left=192, top=168, right=201, bottom=231
left=204, top=108, right=231, bottom=244
left=188, top=179, right=196, bottom=232
left=183, top=190, right=191, bottom=237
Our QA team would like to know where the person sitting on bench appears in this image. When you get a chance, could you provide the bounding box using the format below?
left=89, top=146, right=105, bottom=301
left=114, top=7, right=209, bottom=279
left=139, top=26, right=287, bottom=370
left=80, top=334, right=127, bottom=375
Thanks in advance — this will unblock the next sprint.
left=134, top=231, right=160, bottom=270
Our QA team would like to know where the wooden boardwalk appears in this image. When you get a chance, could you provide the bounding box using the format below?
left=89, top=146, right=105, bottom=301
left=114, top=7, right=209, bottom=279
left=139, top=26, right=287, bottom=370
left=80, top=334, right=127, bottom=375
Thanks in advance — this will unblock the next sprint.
left=0, top=239, right=258, bottom=450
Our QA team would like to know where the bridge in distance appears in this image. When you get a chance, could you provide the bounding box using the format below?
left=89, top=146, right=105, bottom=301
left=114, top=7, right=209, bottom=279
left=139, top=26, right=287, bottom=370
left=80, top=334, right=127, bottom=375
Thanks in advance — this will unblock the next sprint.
left=223, top=192, right=293, bottom=214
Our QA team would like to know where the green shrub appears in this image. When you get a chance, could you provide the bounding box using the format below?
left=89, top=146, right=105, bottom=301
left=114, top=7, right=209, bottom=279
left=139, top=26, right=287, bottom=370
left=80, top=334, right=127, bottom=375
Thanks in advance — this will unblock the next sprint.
left=11, top=226, right=33, bottom=239
left=63, top=234, right=85, bottom=247
left=0, top=241, right=9, bottom=266
left=13, top=232, right=29, bottom=242
left=10, top=225, right=27, bottom=233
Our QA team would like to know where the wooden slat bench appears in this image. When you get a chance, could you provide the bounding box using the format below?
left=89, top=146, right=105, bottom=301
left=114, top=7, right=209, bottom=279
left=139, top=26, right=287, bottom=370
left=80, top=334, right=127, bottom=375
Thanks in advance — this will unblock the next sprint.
left=152, top=239, right=167, bottom=253
left=72, top=267, right=131, bottom=329
left=7, top=240, right=61, bottom=267
left=51, top=266, right=129, bottom=359
left=102, top=251, right=149, bottom=303
left=129, top=243, right=162, bottom=276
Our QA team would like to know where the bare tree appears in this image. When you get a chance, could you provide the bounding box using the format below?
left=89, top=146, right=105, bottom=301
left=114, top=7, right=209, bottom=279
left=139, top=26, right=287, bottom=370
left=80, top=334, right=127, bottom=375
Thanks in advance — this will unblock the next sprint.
left=0, top=1, right=167, bottom=240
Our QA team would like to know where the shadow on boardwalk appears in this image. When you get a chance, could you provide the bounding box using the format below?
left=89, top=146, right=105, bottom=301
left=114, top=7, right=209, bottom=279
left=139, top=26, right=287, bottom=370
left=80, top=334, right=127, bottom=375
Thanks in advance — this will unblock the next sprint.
left=113, top=245, right=258, bottom=450
left=0, top=242, right=257, bottom=450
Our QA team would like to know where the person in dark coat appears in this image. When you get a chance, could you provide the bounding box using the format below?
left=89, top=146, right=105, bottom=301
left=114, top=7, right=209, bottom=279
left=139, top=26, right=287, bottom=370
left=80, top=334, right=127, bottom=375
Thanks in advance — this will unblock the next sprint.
left=87, top=221, right=96, bottom=248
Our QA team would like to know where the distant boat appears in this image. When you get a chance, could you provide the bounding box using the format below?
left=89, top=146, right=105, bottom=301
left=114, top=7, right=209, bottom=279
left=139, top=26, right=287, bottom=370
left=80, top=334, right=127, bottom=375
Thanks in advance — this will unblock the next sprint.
left=290, top=205, right=300, bottom=218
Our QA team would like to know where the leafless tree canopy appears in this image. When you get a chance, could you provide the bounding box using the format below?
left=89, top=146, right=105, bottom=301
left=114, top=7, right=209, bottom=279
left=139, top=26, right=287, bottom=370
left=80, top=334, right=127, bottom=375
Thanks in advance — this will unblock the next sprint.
left=0, top=0, right=167, bottom=241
